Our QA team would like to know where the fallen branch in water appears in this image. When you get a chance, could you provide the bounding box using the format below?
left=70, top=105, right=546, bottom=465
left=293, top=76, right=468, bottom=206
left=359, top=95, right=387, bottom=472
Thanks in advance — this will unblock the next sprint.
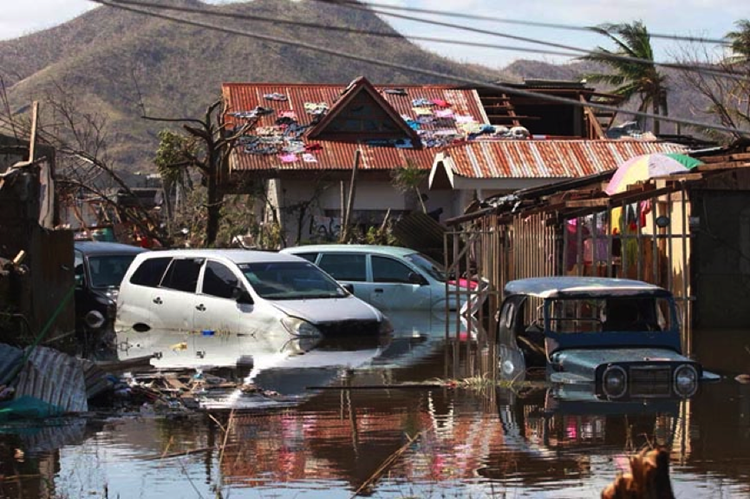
left=352, top=430, right=423, bottom=497
left=307, top=377, right=549, bottom=392
left=142, top=444, right=238, bottom=461
left=601, top=447, right=674, bottom=499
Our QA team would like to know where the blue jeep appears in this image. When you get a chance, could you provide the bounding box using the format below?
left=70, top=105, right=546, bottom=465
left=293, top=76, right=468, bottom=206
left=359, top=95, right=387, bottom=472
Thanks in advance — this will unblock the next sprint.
left=497, top=276, right=714, bottom=400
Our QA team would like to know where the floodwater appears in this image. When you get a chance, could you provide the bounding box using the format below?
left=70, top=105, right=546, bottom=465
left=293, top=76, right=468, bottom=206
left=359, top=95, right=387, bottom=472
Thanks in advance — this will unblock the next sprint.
left=2, top=315, right=750, bottom=498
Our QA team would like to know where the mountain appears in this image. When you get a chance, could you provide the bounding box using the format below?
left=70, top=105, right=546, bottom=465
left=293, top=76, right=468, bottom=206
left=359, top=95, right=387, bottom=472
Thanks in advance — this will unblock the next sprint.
left=0, top=0, right=509, bottom=171
left=1, top=0, right=721, bottom=173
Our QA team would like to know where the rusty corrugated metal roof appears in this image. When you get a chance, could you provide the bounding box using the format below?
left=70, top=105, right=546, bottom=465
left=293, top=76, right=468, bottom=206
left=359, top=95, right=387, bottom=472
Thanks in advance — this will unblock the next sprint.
left=222, top=79, right=488, bottom=173
left=441, top=140, right=689, bottom=179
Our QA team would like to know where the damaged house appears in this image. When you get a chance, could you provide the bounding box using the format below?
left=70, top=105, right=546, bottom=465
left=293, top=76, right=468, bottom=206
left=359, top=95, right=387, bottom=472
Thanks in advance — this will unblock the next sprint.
left=0, top=130, right=74, bottom=344
left=444, top=145, right=750, bottom=364
left=219, top=77, right=690, bottom=248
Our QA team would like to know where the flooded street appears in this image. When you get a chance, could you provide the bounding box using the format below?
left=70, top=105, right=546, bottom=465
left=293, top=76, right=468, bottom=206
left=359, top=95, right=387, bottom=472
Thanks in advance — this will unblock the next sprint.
left=2, top=318, right=749, bottom=498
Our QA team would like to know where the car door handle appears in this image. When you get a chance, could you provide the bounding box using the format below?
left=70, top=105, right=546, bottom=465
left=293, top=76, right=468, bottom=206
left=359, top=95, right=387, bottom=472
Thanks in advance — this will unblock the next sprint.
left=374, top=288, right=383, bottom=293
left=153, top=297, right=163, bottom=305
left=195, top=304, right=206, bottom=311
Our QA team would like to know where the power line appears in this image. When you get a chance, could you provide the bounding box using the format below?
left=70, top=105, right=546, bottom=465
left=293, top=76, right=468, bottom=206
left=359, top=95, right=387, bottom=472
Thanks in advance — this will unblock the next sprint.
left=90, top=0, right=749, bottom=137
left=310, top=0, right=747, bottom=82
left=105, top=0, right=747, bottom=83
left=95, top=0, right=581, bottom=59
left=321, top=0, right=731, bottom=46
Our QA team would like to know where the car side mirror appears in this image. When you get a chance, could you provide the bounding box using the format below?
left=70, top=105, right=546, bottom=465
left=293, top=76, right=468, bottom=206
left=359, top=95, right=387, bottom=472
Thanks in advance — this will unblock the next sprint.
left=233, top=286, right=254, bottom=305
left=74, top=273, right=84, bottom=288
left=408, top=271, right=427, bottom=285
left=342, top=283, right=354, bottom=294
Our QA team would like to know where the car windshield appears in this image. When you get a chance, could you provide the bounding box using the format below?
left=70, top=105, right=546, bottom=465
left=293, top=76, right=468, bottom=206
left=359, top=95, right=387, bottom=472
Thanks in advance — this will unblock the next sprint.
left=88, top=255, right=138, bottom=288
left=404, top=253, right=446, bottom=282
left=239, top=261, right=348, bottom=300
left=545, top=296, right=673, bottom=334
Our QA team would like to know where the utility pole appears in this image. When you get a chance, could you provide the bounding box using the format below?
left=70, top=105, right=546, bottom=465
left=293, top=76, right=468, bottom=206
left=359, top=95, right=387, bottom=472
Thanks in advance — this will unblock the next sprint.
left=340, top=149, right=361, bottom=242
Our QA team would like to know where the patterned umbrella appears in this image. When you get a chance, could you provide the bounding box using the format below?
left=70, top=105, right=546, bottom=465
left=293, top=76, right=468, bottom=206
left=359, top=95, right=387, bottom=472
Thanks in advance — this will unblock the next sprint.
left=605, top=152, right=703, bottom=195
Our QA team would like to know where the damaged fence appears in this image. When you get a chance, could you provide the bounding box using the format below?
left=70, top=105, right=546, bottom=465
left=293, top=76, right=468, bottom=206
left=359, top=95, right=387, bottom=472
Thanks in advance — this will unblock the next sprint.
left=441, top=158, right=750, bottom=361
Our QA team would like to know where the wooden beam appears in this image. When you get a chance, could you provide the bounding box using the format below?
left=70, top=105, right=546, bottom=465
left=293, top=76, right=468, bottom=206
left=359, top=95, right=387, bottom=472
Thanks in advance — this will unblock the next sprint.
left=700, top=152, right=750, bottom=163
left=695, top=161, right=750, bottom=171
left=564, top=198, right=611, bottom=209
left=486, top=115, right=540, bottom=120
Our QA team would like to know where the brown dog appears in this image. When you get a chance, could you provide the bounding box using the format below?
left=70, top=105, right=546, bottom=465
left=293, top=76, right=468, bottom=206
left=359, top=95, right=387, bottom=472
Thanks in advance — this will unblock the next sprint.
left=601, top=448, right=675, bottom=499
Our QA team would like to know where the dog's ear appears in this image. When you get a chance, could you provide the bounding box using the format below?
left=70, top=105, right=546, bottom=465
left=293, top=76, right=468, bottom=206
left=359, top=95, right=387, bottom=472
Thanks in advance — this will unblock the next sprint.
left=601, top=448, right=674, bottom=499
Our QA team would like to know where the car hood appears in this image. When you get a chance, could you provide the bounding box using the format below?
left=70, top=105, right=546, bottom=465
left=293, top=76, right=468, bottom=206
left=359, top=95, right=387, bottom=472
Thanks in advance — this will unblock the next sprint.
left=551, top=347, right=695, bottom=378
left=268, top=296, right=383, bottom=324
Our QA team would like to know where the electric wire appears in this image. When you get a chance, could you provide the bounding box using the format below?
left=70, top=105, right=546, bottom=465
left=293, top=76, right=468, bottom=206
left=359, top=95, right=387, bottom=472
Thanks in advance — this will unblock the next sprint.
left=311, top=0, right=747, bottom=81
left=321, top=0, right=731, bottom=46
left=104, top=0, right=748, bottom=83
left=90, top=0, right=749, bottom=137
left=99, top=0, right=581, bottom=59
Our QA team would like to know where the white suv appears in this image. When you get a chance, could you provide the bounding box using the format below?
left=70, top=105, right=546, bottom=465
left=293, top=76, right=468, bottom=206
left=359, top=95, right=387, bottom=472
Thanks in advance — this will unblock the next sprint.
left=115, top=249, right=389, bottom=338
left=281, top=244, right=466, bottom=311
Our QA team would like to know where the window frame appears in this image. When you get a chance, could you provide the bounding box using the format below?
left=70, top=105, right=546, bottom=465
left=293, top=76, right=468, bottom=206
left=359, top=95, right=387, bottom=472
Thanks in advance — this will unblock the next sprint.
left=129, top=256, right=173, bottom=288
left=371, top=255, right=417, bottom=284
left=160, top=257, right=205, bottom=294
left=199, top=259, right=241, bottom=300
left=316, top=252, right=368, bottom=282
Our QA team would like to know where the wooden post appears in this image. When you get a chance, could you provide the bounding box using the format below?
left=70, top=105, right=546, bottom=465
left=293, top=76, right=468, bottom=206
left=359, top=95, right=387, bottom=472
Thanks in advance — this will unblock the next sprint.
left=341, top=149, right=361, bottom=242
left=28, top=101, right=39, bottom=162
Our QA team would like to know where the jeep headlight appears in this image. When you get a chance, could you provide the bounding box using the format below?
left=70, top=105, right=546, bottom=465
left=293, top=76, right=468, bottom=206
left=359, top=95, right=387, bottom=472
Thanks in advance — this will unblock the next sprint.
left=673, top=364, right=698, bottom=398
left=602, top=365, right=628, bottom=399
left=281, top=317, right=322, bottom=338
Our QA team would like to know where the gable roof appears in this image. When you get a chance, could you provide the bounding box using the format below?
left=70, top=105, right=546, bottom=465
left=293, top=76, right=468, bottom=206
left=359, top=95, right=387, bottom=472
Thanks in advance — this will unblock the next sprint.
left=222, top=79, right=489, bottom=173
left=430, top=140, right=688, bottom=188
left=306, top=76, right=420, bottom=144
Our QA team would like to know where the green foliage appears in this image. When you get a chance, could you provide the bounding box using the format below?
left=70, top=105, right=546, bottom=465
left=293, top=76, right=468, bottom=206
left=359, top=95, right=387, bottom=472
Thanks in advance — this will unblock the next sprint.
left=154, top=129, right=194, bottom=185
left=363, top=222, right=397, bottom=246
left=390, top=159, right=427, bottom=193
left=579, top=21, right=668, bottom=132
left=728, top=19, right=750, bottom=62
left=216, top=194, right=257, bottom=247
left=391, top=159, right=428, bottom=213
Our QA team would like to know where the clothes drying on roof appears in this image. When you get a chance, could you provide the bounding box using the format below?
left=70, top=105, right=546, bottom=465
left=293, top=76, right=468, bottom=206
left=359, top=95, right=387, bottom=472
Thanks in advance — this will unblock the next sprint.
left=264, top=93, right=288, bottom=101
left=304, top=102, right=329, bottom=115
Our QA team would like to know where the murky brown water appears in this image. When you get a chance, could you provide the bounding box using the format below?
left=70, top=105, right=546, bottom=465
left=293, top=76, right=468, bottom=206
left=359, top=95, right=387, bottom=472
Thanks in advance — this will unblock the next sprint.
left=2, top=320, right=749, bottom=498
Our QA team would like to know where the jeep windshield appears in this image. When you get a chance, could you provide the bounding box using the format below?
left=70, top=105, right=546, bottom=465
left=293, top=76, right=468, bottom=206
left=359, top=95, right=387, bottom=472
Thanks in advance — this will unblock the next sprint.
left=545, top=296, right=674, bottom=334
left=239, top=261, right=348, bottom=300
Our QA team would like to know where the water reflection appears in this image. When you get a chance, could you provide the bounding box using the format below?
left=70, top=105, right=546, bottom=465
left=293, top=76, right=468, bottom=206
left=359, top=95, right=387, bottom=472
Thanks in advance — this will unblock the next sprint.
left=2, top=312, right=750, bottom=498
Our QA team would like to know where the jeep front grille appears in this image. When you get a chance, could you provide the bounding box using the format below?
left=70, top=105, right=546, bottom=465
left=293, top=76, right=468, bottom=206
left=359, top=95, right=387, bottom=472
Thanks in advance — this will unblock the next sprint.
left=629, top=366, right=672, bottom=397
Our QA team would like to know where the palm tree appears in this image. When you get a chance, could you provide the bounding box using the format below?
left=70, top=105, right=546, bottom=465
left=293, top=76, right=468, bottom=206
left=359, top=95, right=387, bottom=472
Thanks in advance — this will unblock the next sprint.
left=727, top=19, right=750, bottom=63
left=580, top=21, right=668, bottom=135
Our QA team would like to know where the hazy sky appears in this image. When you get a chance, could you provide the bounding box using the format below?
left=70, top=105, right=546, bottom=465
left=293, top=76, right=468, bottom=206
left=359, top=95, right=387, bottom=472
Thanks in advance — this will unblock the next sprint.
left=1, top=0, right=745, bottom=68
